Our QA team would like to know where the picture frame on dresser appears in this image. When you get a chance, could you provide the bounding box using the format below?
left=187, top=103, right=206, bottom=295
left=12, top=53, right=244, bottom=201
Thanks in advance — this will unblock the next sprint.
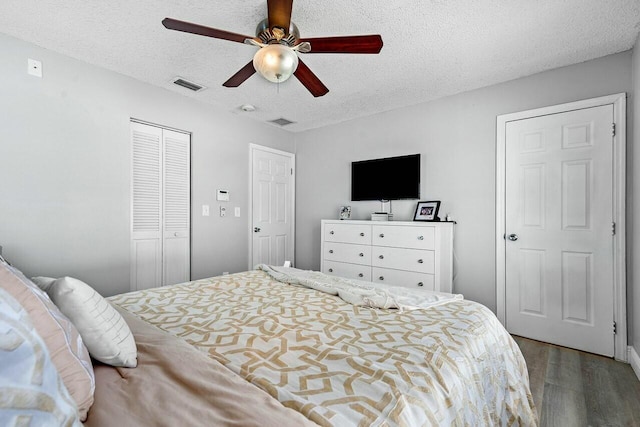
left=413, top=201, right=441, bottom=221
left=339, top=206, right=352, bottom=220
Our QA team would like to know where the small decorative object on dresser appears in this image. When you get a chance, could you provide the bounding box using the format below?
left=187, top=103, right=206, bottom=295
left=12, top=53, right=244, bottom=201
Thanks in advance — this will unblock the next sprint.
left=320, top=220, right=453, bottom=292
left=414, top=201, right=441, bottom=221
left=370, top=212, right=389, bottom=221
left=339, top=206, right=351, bottom=220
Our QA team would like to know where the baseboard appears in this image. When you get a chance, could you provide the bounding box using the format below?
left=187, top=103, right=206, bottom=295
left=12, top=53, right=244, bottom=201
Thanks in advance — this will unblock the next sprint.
left=629, top=346, right=640, bottom=381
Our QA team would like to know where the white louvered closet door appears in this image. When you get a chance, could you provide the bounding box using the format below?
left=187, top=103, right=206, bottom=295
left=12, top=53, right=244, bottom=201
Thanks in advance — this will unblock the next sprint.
left=131, top=122, right=190, bottom=291
left=162, top=129, right=190, bottom=286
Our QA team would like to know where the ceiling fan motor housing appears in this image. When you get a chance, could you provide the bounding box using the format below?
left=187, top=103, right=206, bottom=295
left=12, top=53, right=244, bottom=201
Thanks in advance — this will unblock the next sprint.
left=256, top=18, right=300, bottom=44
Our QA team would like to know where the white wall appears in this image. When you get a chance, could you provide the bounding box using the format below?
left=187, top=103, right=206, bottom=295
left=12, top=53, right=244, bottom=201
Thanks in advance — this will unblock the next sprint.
left=632, top=33, right=640, bottom=357
left=0, top=33, right=294, bottom=296
left=294, top=51, right=633, bottom=320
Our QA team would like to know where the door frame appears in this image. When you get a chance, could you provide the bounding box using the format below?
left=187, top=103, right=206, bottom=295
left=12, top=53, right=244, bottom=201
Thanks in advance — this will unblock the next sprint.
left=495, top=93, right=627, bottom=361
left=248, top=143, right=296, bottom=270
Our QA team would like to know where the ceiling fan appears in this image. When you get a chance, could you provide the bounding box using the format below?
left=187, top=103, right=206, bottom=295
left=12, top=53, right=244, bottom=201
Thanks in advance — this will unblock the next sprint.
left=162, top=0, right=383, bottom=97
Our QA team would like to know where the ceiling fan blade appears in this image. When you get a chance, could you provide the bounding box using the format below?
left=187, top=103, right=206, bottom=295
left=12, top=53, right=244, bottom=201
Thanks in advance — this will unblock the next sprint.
left=162, top=18, right=253, bottom=44
left=298, top=35, right=383, bottom=54
left=294, top=59, right=329, bottom=97
left=222, top=61, right=256, bottom=87
left=267, top=0, right=293, bottom=32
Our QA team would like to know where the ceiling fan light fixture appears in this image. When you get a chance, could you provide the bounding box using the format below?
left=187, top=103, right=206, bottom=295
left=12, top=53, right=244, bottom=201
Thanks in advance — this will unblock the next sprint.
left=253, top=44, right=299, bottom=83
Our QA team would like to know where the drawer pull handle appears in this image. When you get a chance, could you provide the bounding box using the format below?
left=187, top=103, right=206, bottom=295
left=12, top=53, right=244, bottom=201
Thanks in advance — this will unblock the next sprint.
left=328, top=268, right=333, bottom=273
left=379, top=233, right=384, bottom=238
left=330, top=231, right=335, bottom=235
left=360, top=232, right=365, bottom=237
left=358, top=273, right=364, bottom=278
left=379, top=276, right=384, bottom=281
left=418, top=259, right=424, bottom=264
left=418, top=282, right=424, bottom=287
left=418, top=235, right=424, bottom=240
left=329, top=250, right=334, bottom=254
left=359, top=253, right=364, bottom=257
left=378, top=255, right=384, bottom=259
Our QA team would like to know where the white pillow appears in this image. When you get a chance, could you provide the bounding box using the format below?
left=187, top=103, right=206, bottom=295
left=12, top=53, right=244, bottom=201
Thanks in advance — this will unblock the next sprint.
left=33, top=276, right=137, bottom=368
left=32, top=275, right=56, bottom=292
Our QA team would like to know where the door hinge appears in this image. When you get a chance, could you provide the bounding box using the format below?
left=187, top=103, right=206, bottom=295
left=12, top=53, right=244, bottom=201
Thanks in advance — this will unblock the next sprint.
left=613, top=321, right=617, bottom=335
left=612, top=222, right=616, bottom=236
left=612, top=123, right=616, bottom=137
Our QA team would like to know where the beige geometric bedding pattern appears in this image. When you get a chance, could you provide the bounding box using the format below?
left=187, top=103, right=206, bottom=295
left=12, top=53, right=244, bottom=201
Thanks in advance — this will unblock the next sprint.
left=109, top=270, right=537, bottom=426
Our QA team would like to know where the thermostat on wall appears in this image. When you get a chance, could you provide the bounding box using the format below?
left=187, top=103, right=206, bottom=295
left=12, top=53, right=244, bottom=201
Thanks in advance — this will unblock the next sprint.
left=216, top=189, right=229, bottom=202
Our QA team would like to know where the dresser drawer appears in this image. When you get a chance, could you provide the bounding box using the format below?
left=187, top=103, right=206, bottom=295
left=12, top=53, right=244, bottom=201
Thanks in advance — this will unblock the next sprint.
left=323, top=261, right=371, bottom=281
left=324, top=223, right=371, bottom=245
left=372, top=268, right=435, bottom=291
left=372, top=247, right=435, bottom=274
left=324, top=242, right=371, bottom=266
left=372, top=225, right=435, bottom=250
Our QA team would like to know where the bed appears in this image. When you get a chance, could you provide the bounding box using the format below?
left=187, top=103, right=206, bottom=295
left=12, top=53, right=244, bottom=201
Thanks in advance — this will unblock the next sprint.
left=0, top=256, right=536, bottom=426
left=85, top=267, right=537, bottom=426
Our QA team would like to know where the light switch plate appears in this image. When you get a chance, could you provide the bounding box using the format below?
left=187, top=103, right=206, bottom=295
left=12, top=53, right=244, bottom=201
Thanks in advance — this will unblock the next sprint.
left=202, top=205, right=210, bottom=216
left=234, top=207, right=240, bottom=217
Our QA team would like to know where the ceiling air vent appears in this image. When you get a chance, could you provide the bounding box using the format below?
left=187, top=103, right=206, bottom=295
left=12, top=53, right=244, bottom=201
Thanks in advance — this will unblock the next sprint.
left=172, top=77, right=205, bottom=92
left=269, top=118, right=296, bottom=127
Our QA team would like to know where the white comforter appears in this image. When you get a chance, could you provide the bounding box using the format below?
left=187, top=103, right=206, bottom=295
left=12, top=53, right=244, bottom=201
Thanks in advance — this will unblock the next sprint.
left=110, top=269, right=538, bottom=426
left=258, top=264, right=463, bottom=311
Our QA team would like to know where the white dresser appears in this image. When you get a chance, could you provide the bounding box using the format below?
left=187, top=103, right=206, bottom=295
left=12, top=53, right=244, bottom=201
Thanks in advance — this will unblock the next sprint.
left=320, top=220, right=454, bottom=293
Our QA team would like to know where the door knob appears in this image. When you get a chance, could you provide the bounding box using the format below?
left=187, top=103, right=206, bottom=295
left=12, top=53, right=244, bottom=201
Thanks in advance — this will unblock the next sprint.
left=360, top=232, right=365, bottom=237
left=379, top=276, right=384, bottom=281
left=508, top=234, right=518, bottom=241
left=417, top=282, right=424, bottom=287
left=254, top=227, right=261, bottom=232
left=379, top=255, right=384, bottom=259
left=329, top=250, right=334, bottom=254
left=359, top=253, right=364, bottom=257
left=358, top=273, right=364, bottom=278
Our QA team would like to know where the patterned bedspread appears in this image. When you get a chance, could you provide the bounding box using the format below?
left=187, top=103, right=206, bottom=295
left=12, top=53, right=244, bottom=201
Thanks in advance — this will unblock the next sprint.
left=109, top=270, right=537, bottom=426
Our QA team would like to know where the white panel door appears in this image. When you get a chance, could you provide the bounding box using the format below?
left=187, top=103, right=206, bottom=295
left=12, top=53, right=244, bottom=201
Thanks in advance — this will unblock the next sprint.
left=131, top=122, right=162, bottom=291
left=505, top=105, right=614, bottom=356
left=162, top=129, right=190, bottom=286
left=251, top=146, right=294, bottom=268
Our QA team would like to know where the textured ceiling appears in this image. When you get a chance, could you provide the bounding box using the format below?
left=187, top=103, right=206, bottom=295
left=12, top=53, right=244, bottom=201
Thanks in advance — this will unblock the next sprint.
left=1, top=0, right=639, bottom=132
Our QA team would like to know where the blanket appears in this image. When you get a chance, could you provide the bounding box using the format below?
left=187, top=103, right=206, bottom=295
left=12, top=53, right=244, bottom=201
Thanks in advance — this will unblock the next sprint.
left=257, top=264, right=463, bottom=311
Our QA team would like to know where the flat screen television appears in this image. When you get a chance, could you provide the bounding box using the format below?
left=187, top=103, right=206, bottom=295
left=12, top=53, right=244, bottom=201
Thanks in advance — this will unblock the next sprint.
left=351, top=154, right=420, bottom=201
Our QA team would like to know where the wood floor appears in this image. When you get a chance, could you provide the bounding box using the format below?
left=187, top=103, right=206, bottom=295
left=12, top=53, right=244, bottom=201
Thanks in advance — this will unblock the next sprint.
left=513, top=336, right=640, bottom=426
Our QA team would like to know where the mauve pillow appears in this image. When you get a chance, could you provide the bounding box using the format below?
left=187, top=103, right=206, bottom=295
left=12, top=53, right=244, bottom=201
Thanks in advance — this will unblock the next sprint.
left=0, top=262, right=94, bottom=421
left=0, top=288, right=81, bottom=426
